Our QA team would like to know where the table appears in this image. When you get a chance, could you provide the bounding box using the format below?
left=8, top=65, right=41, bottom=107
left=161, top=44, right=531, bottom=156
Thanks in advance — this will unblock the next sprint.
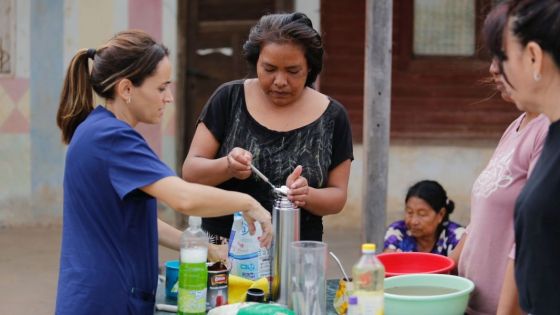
left=154, top=277, right=341, bottom=314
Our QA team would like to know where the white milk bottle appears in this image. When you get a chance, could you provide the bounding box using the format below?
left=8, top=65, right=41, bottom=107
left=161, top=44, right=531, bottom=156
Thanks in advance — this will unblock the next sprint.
left=229, top=212, right=270, bottom=280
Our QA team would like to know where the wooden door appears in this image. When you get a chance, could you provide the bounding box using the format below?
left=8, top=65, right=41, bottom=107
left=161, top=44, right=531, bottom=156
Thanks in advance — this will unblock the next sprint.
left=175, top=0, right=293, bottom=225
left=176, top=0, right=293, bottom=166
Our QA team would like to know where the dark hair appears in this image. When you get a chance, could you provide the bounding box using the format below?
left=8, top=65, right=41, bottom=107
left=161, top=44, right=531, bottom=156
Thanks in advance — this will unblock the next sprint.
left=57, top=30, right=169, bottom=144
left=242, top=12, right=323, bottom=87
left=509, top=0, right=560, bottom=67
left=483, top=2, right=510, bottom=63
left=405, top=180, right=455, bottom=223
left=485, top=0, right=560, bottom=82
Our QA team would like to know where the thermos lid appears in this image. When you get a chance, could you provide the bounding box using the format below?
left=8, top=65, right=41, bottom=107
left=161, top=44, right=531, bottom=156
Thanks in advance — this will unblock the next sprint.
left=274, top=195, right=297, bottom=210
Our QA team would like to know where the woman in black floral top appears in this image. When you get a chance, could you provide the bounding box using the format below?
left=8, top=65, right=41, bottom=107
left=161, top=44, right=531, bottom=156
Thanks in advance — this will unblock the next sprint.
left=384, top=180, right=465, bottom=256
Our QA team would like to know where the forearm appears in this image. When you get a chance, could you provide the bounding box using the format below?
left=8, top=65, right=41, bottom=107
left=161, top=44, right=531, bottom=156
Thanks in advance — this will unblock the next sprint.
left=182, top=156, right=232, bottom=186
left=497, top=259, right=523, bottom=315
left=303, top=186, right=347, bottom=216
left=157, top=218, right=181, bottom=251
left=144, top=177, right=256, bottom=218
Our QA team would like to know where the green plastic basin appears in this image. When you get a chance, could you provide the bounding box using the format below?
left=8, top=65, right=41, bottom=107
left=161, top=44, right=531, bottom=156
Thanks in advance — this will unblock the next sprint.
left=384, top=274, right=474, bottom=315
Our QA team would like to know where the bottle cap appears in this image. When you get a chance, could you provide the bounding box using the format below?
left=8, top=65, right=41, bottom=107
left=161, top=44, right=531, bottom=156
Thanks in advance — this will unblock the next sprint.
left=245, top=288, right=265, bottom=303
left=362, top=243, right=376, bottom=253
left=188, top=216, right=201, bottom=227
left=348, top=295, right=358, bottom=305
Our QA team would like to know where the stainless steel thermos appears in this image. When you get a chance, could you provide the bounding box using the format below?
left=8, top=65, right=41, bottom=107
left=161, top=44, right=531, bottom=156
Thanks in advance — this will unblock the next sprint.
left=270, top=195, right=300, bottom=305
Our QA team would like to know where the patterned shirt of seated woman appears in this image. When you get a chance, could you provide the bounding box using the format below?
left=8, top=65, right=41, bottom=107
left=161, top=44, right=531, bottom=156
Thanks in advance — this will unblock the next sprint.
left=383, top=180, right=466, bottom=256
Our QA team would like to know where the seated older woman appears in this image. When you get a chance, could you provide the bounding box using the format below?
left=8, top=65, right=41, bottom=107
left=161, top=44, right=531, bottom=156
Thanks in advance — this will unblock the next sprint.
left=384, top=180, right=465, bottom=256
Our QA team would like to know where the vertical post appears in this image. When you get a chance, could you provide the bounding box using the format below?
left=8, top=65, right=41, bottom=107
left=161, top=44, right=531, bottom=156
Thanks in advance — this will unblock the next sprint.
left=363, top=0, right=393, bottom=246
left=175, top=0, right=199, bottom=229
left=31, top=0, right=65, bottom=221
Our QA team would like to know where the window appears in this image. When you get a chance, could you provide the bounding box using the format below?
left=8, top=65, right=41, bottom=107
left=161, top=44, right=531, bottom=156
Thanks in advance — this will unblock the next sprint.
left=0, top=0, right=15, bottom=75
left=413, top=0, right=476, bottom=56
left=321, top=0, right=519, bottom=141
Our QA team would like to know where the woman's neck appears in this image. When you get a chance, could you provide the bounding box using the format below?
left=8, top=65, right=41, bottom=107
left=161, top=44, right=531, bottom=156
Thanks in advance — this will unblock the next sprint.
left=518, top=111, right=539, bottom=131
left=106, top=100, right=137, bottom=127
left=415, top=235, right=437, bottom=253
left=540, top=68, right=560, bottom=122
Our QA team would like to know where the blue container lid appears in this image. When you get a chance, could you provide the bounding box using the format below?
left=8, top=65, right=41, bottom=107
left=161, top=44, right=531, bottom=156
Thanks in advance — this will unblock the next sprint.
left=165, top=260, right=179, bottom=270
left=349, top=296, right=358, bottom=305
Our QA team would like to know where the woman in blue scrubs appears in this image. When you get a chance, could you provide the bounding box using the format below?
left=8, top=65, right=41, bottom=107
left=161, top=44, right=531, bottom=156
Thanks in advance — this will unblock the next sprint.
left=54, top=30, right=272, bottom=315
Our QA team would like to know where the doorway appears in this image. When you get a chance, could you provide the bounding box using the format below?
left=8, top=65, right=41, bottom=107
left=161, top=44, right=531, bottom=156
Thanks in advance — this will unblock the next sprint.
left=175, top=0, right=293, bottom=226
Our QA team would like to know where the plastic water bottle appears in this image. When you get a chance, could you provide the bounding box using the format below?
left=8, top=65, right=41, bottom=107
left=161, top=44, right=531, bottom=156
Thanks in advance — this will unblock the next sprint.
left=229, top=212, right=270, bottom=281
left=178, top=216, right=208, bottom=315
left=352, top=243, right=384, bottom=315
left=347, top=295, right=360, bottom=315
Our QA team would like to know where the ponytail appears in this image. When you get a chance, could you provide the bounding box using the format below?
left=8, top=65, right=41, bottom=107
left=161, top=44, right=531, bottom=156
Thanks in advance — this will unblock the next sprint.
left=57, top=31, right=169, bottom=144
left=443, top=199, right=455, bottom=223
left=57, top=49, right=94, bottom=144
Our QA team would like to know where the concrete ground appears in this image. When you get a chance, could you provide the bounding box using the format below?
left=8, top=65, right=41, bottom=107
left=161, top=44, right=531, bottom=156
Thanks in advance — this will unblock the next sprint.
left=0, top=226, right=361, bottom=315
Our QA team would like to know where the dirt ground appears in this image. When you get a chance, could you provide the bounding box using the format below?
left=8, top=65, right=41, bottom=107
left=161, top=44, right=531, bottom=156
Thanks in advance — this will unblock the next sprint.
left=0, top=226, right=361, bottom=315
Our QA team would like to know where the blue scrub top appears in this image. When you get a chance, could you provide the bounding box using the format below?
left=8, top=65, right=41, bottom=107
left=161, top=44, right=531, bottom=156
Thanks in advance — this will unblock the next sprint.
left=55, top=106, right=175, bottom=315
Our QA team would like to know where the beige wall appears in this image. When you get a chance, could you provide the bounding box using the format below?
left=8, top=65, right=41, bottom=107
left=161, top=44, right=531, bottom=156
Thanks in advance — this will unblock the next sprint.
left=1, top=0, right=500, bottom=231
left=0, top=0, right=179, bottom=227
left=324, top=140, right=497, bottom=232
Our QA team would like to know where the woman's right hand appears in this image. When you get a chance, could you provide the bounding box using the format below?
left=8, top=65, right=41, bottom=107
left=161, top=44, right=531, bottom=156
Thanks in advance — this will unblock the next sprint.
left=226, top=147, right=252, bottom=180
left=242, top=199, right=273, bottom=248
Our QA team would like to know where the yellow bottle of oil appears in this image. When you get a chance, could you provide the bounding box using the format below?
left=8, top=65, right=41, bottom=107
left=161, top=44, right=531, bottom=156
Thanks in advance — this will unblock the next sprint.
left=352, top=243, right=384, bottom=315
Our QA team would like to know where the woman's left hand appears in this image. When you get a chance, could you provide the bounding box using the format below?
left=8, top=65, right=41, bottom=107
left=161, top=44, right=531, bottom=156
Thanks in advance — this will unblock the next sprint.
left=286, top=165, right=309, bottom=208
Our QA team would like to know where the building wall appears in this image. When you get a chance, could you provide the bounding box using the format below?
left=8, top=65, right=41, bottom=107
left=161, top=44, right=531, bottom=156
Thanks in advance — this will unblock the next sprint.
left=1, top=0, right=495, bottom=232
left=0, top=0, right=178, bottom=226
left=324, top=141, right=497, bottom=233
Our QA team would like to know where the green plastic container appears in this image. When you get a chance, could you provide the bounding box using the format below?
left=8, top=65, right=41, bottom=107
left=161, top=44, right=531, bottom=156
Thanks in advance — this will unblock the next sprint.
left=384, top=274, right=474, bottom=315
left=237, top=304, right=295, bottom=315
left=207, top=303, right=294, bottom=315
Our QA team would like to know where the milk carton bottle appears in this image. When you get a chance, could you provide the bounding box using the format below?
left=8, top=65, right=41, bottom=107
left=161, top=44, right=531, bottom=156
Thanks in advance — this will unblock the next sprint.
left=229, top=212, right=270, bottom=280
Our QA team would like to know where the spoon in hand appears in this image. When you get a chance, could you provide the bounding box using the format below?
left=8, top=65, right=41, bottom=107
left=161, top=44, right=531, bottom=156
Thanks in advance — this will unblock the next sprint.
left=250, top=164, right=287, bottom=195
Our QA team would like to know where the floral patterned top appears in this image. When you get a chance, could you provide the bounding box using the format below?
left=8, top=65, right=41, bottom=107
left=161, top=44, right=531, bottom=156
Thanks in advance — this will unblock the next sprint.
left=383, top=220, right=466, bottom=256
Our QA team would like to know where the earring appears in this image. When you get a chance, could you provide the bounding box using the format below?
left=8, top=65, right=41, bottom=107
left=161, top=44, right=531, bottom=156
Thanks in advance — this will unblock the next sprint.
left=126, top=97, right=131, bottom=104
left=533, top=73, right=541, bottom=81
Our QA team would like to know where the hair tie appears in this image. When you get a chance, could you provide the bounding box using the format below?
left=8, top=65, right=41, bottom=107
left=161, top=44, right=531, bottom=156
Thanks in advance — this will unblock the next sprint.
left=86, top=48, right=96, bottom=60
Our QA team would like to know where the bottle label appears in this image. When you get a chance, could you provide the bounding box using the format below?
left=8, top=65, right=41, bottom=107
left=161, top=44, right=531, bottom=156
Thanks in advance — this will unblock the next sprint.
left=178, top=262, right=207, bottom=314
left=355, top=291, right=384, bottom=315
left=259, top=246, right=271, bottom=279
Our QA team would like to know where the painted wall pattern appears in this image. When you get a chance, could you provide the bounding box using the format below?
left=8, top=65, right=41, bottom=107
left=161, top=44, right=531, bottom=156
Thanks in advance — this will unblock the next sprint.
left=0, top=0, right=497, bottom=229
left=0, top=0, right=177, bottom=226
